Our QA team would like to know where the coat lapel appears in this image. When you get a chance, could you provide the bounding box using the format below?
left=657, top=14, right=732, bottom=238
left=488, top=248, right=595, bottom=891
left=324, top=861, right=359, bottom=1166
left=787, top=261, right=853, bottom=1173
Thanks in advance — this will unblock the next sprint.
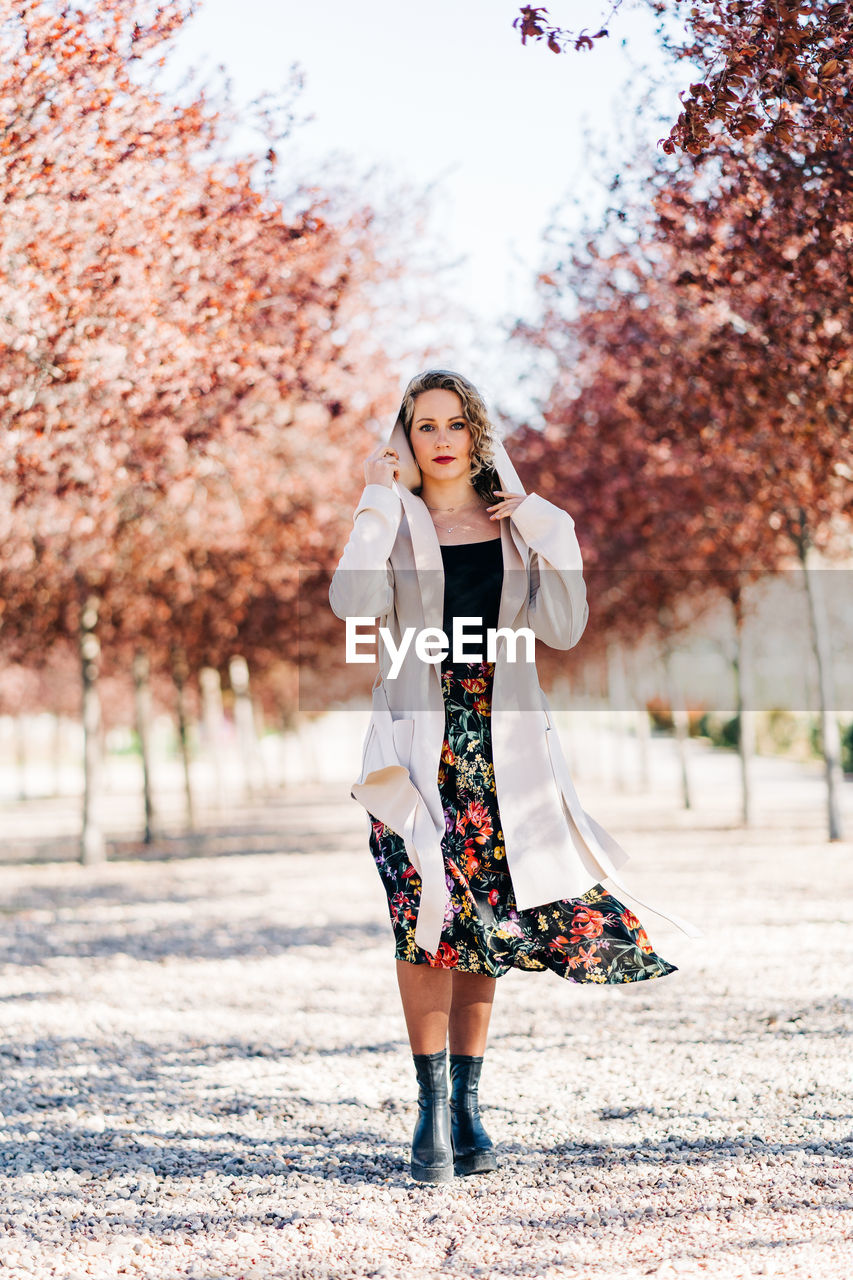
left=396, top=485, right=445, bottom=637
left=492, top=438, right=529, bottom=631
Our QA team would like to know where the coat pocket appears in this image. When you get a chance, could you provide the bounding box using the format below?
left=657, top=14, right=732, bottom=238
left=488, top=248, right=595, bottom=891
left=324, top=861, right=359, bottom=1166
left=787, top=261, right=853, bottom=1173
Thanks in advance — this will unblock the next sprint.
left=544, top=722, right=571, bottom=804
left=391, top=717, right=415, bottom=772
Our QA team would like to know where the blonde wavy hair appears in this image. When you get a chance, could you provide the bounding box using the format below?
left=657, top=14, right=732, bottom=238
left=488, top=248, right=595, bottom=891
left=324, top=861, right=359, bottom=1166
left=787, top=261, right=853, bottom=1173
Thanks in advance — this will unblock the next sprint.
left=399, top=368, right=500, bottom=502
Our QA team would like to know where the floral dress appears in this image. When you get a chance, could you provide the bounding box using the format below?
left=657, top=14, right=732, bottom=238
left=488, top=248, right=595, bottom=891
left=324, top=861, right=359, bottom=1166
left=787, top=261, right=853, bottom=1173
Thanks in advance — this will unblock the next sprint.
left=368, top=652, right=678, bottom=984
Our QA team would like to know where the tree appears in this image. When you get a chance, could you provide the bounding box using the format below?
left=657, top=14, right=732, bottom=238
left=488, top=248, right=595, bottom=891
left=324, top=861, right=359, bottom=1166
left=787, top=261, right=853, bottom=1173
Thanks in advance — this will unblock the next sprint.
left=512, top=2, right=853, bottom=154
left=0, top=0, right=418, bottom=853
left=508, top=100, right=852, bottom=831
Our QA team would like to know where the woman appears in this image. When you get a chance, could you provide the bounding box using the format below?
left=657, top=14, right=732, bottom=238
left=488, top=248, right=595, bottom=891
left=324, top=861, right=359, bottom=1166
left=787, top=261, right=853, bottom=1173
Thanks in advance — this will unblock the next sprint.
left=328, top=369, right=699, bottom=1184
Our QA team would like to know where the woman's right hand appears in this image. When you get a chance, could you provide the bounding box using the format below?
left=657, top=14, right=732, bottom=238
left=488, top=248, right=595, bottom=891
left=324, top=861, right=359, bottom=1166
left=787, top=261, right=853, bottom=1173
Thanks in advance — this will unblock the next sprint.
left=364, top=444, right=400, bottom=488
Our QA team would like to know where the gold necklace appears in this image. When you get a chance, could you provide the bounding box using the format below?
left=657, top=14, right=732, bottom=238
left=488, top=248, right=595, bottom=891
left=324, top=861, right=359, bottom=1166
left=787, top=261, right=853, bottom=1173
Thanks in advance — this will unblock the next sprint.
left=424, top=498, right=483, bottom=534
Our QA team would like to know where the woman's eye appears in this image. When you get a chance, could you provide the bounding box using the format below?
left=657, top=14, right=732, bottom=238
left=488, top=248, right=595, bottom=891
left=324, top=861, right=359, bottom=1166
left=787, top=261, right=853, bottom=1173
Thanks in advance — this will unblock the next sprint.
left=451, top=422, right=467, bottom=429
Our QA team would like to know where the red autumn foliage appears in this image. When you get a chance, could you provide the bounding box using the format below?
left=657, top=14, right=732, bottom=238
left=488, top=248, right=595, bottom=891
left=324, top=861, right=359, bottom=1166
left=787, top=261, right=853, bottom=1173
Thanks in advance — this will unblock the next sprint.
left=0, top=0, right=408, bottom=723
left=508, top=107, right=852, bottom=668
left=513, top=2, right=853, bottom=155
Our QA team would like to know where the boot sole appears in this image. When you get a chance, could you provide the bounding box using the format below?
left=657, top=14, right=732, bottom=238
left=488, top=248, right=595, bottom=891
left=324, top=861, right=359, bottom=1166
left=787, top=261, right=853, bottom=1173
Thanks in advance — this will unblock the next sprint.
left=410, top=1160, right=455, bottom=1183
left=454, top=1149, right=498, bottom=1176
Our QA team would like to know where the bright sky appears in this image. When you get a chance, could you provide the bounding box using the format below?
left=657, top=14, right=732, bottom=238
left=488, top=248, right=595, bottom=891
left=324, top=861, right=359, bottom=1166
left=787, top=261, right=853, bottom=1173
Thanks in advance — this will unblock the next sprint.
left=166, top=0, right=687, bottom=419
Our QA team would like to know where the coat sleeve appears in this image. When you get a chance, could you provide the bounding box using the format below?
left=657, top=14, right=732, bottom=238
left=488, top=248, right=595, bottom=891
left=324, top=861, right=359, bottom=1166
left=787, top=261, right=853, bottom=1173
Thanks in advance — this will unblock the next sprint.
left=509, top=492, right=589, bottom=650
left=328, top=482, right=402, bottom=620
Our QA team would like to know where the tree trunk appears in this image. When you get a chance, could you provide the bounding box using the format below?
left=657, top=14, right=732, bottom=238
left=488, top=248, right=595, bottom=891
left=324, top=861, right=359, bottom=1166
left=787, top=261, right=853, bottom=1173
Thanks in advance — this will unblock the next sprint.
left=730, top=588, right=754, bottom=827
left=800, top=537, right=844, bottom=840
left=606, top=640, right=630, bottom=790
left=79, top=595, right=106, bottom=864
left=14, top=715, right=27, bottom=801
left=171, top=647, right=195, bottom=831
left=133, top=649, right=156, bottom=843
left=662, top=639, right=691, bottom=810
left=229, top=654, right=264, bottom=801
left=199, top=665, right=226, bottom=807
left=626, top=645, right=651, bottom=791
left=51, top=714, right=63, bottom=798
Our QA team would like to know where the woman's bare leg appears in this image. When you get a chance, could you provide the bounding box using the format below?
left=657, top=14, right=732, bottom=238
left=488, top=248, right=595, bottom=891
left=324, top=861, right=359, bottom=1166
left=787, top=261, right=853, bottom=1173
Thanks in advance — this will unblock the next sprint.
left=395, top=963, right=498, bottom=1055
left=396, top=963, right=499, bottom=1179
left=395, top=960, right=453, bottom=1054
left=448, top=972, right=497, bottom=1055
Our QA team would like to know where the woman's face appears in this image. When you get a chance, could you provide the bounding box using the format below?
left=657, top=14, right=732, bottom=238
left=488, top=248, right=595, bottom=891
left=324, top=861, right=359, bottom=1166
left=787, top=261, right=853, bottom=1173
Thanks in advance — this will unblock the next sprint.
left=408, top=388, right=474, bottom=484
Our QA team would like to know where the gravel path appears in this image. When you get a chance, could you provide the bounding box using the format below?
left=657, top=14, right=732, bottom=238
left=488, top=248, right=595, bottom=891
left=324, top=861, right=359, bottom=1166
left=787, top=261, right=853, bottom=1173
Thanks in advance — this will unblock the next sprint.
left=1, top=750, right=852, bottom=1279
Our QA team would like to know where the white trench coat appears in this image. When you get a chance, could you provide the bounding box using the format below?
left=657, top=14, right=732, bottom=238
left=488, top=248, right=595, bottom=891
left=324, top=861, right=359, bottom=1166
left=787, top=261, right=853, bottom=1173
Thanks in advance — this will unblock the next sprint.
left=329, top=414, right=701, bottom=954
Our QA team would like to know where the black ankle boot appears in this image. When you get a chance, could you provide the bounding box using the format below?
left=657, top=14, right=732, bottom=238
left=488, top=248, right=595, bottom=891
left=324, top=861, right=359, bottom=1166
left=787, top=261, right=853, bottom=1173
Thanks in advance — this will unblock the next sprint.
left=449, top=1054, right=497, bottom=1176
left=410, top=1049, right=454, bottom=1183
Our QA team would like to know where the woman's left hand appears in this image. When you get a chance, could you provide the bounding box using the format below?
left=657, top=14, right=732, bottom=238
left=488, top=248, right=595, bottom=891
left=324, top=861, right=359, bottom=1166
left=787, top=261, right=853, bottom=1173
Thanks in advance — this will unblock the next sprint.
left=487, top=490, right=527, bottom=520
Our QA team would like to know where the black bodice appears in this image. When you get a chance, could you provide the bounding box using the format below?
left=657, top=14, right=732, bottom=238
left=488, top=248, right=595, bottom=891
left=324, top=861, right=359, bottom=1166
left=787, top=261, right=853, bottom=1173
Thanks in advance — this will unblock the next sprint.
left=439, top=537, right=504, bottom=655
